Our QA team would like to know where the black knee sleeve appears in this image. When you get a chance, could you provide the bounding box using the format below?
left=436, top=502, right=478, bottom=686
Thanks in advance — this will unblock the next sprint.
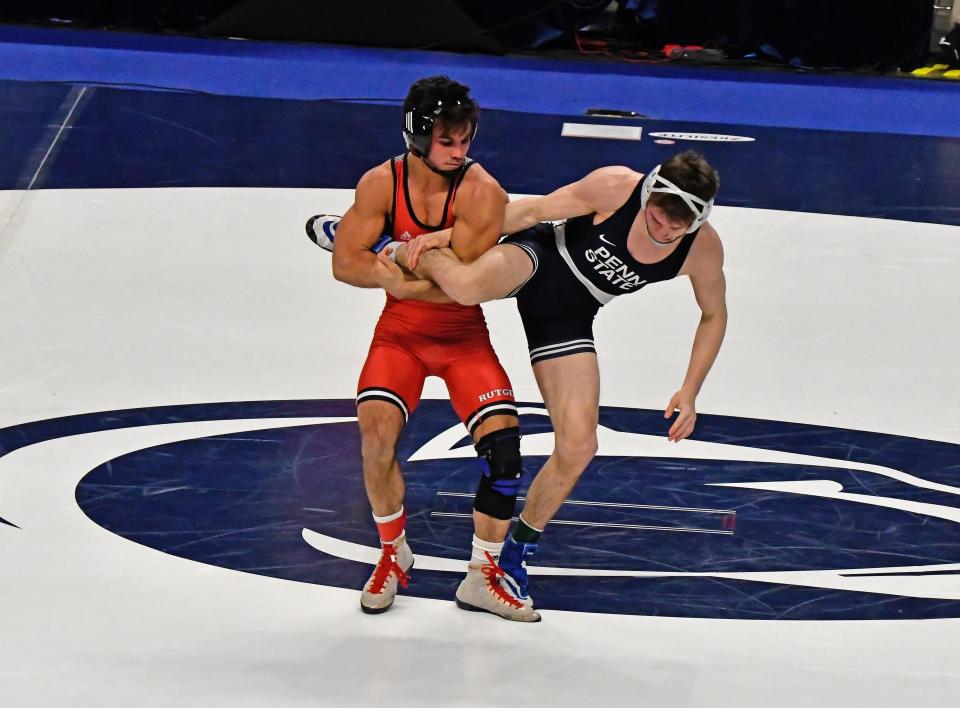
left=473, top=427, right=523, bottom=520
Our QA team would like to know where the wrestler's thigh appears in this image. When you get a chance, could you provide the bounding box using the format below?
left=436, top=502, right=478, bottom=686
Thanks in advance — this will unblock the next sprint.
left=472, top=244, right=536, bottom=301
left=357, top=345, right=427, bottom=424
left=441, top=344, right=518, bottom=437
left=532, top=352, right=600, bottom=437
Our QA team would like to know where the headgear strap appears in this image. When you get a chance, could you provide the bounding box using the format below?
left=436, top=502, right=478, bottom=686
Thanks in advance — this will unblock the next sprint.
left=639, top=164, right=714, bottom=234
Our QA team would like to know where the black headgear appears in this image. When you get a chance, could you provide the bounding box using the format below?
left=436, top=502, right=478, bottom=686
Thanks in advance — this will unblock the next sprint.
left=402, top=97, right=478, bottom=160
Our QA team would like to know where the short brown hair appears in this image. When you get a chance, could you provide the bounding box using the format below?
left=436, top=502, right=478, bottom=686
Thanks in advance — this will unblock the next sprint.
left=648, top=151, right=719, bottom=225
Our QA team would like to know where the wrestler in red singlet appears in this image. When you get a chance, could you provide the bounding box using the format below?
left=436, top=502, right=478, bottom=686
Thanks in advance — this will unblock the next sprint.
left=356, top=153, right=517, bottom=433
left=328, top=76, right=539, bottom=622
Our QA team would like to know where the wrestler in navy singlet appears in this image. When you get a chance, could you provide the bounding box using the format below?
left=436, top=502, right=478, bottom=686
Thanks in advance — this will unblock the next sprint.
left=504, top=178, right=700, bottom=364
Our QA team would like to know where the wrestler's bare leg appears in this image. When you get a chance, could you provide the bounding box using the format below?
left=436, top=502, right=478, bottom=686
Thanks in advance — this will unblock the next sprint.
left=520, top=353, right=601, bottom=528
left=357, top=400, right=406, bottom=516
left=395, top=243, right=532, bottom=306
left=359, top=403, right=515, bottom=542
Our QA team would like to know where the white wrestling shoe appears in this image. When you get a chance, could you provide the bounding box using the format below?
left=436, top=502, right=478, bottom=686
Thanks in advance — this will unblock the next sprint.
left=306, top=213, right=394, bottom=254
left=455, top=551, right=541, bottom=622
left=360, top=537, right=414, bottom=614
left=305, top=214, right=340, bottom=252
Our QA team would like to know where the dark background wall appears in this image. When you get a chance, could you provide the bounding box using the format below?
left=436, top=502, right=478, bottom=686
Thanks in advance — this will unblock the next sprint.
left=0, top=0, right=934, bottom=71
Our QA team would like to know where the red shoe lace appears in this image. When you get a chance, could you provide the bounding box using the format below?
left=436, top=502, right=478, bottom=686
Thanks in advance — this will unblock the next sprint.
left=481, top=551, right=523, bottom=609
left=368, top=543, right=410, bottom=594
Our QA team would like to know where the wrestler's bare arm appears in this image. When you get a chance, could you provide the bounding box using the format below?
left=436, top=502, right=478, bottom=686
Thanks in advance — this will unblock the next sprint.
left=331, top=164, right=393, bottom=288
left=403, top=166, right=637, bottom=268
left=501, top=166, right=638, bottom=233
left=665, top=226, right=727, bottom=442
left=447, top=169, right=508, bottom=263
left=332, top=163, right=448, bottom=301
left=684, top=229, right=727, bottom=396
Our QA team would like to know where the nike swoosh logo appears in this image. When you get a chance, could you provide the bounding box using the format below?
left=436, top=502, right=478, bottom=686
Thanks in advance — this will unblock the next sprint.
left=598, top=234, right=615, bottom=246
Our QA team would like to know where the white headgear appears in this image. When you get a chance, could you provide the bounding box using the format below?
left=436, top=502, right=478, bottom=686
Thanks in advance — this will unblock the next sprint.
left=639, top=164, right=714, bottom=234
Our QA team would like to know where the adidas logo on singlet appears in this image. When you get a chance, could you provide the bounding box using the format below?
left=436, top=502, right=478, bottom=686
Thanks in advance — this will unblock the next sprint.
left=584, top=246, right=647, bottom=291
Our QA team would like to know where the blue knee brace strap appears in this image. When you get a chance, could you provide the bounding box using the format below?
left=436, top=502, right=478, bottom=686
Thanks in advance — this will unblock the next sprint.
left=473, top=427, right=522, bottom=520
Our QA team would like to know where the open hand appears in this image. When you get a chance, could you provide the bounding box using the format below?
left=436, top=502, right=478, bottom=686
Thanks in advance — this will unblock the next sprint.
left=664, top=389, right=697, bottom=442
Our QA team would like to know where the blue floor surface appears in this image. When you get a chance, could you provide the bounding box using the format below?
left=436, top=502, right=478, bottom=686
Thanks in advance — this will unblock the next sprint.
left=1, top=24, right=959, bottom=137
left=2, top=79, right=958, bottom=225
